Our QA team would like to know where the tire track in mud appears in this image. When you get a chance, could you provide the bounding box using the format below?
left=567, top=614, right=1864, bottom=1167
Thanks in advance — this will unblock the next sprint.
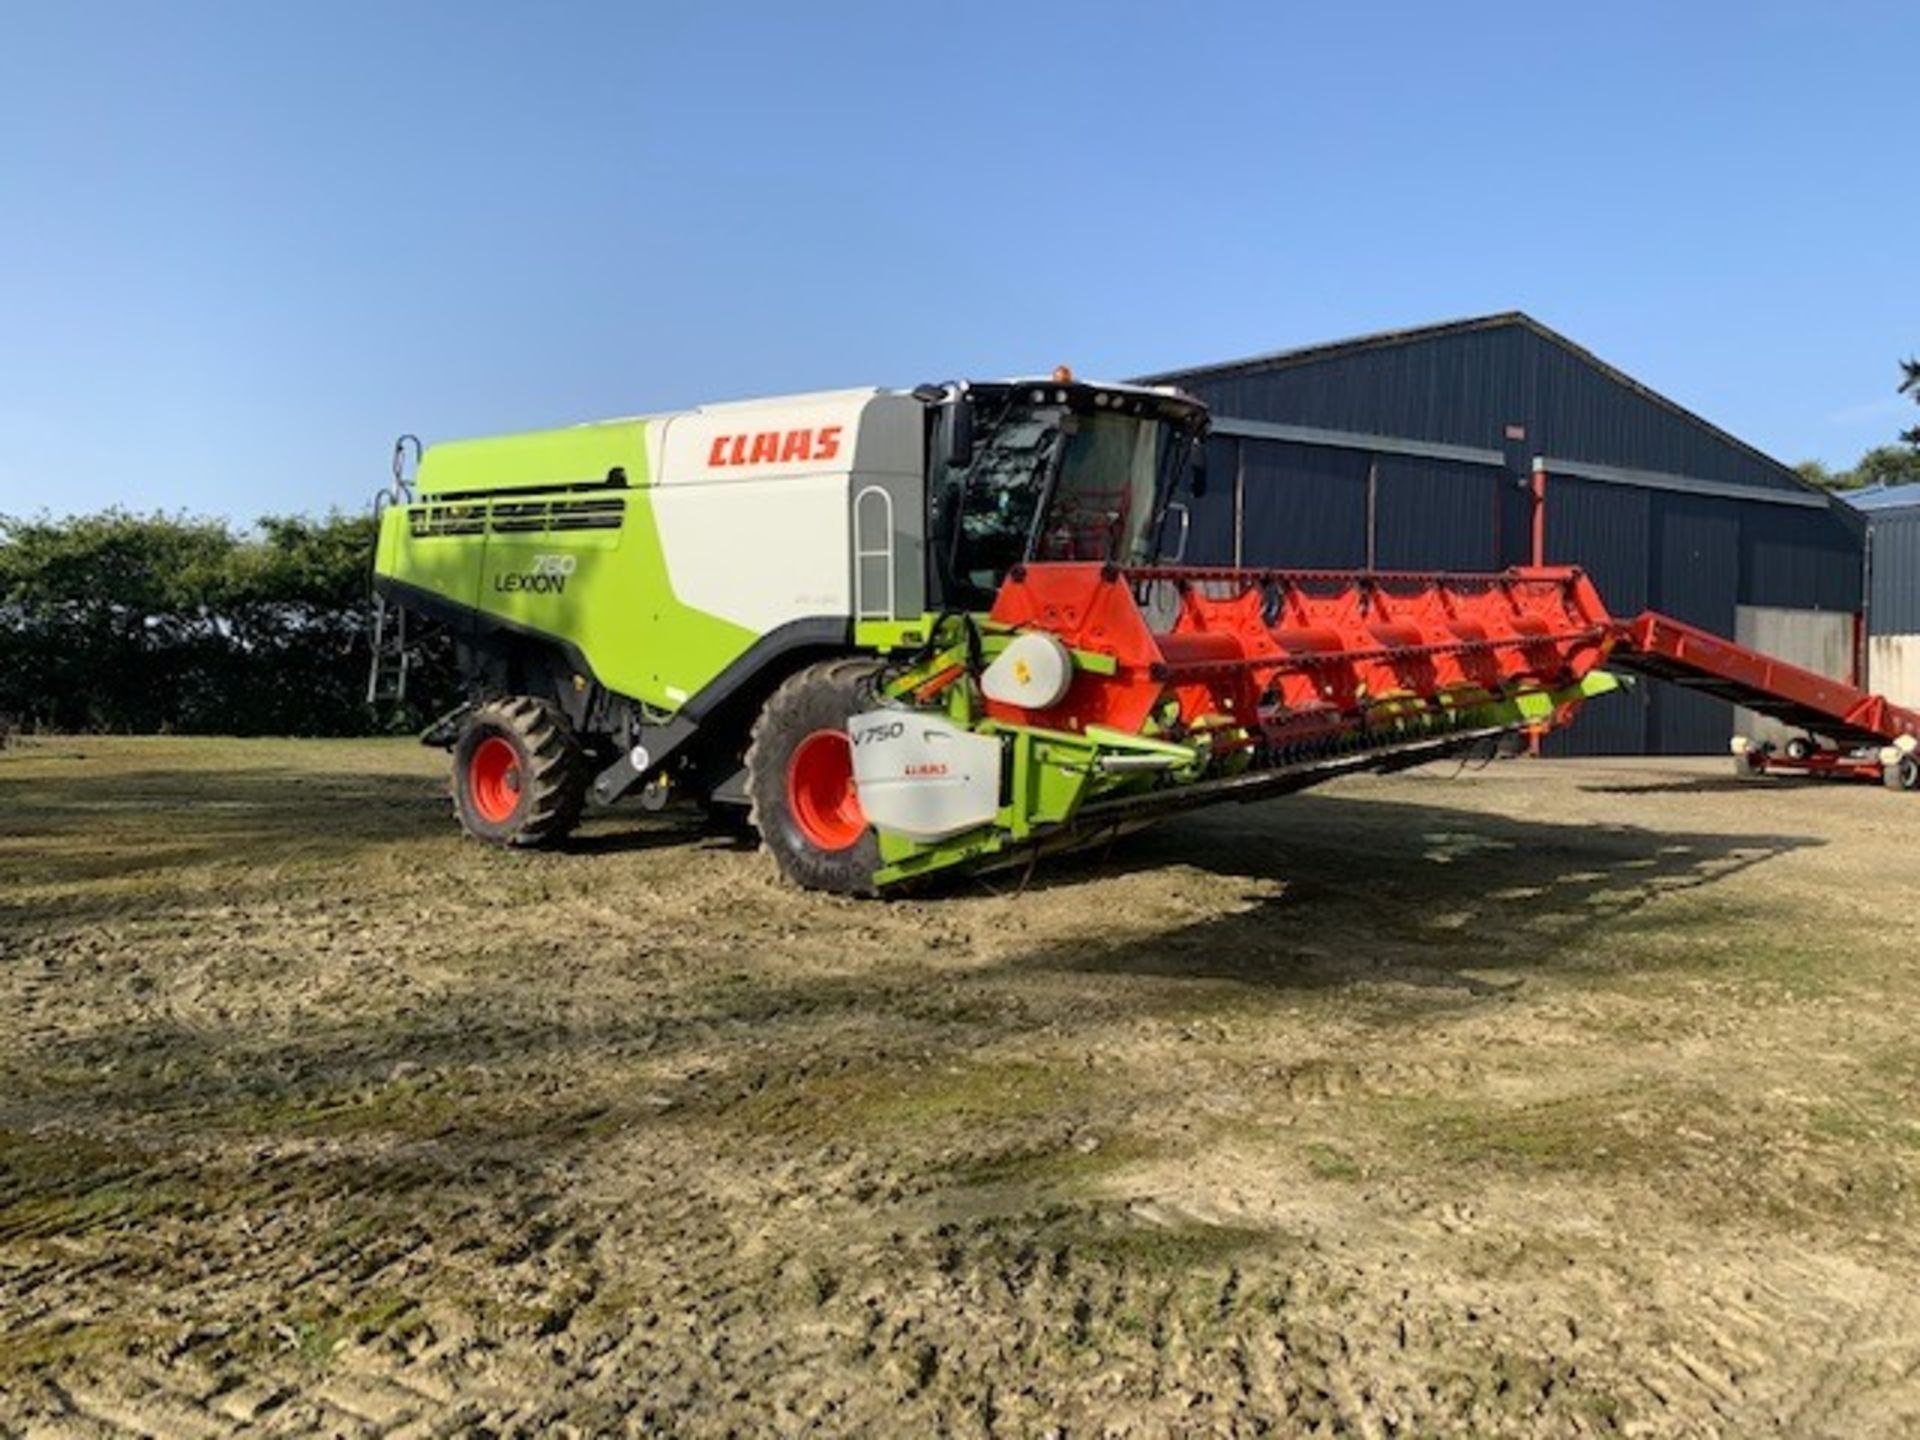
left=12, top=1138, right=1920, bottom=1437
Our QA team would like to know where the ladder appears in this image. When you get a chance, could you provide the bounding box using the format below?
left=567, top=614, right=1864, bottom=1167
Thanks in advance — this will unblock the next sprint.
left=366, top=589, right=411, bottom=706
left=365, top=436, right=421, bottom=709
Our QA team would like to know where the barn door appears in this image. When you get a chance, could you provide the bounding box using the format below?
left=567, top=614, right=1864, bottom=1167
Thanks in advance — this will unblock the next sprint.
left=1649, top=496, right=1741, bottom=754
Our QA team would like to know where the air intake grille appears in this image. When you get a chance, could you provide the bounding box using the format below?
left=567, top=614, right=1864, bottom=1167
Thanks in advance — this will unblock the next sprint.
left=409, top=496, right=626, bottom=538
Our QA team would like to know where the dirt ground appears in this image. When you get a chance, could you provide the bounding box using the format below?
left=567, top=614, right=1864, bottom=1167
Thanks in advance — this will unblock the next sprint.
left=2, top=736, right=1918, bottom=1436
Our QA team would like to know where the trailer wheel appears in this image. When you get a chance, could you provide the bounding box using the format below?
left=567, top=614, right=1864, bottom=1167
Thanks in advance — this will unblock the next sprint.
left=1785, top=736, right=1814, bottom=762
left=1886, top=755, right=1920, bottom=792
left=451, top=697, right=587, bottom=847
left=746, top=659, right=883, bottom=894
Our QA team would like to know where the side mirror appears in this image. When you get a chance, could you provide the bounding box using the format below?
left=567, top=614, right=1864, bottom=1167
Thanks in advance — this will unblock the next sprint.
left=946, top=397, right=974, bottom=469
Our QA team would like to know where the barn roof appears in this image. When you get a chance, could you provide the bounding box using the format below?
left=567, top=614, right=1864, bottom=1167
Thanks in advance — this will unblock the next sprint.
left=1137, top=311, right=1821, bottom=499
left=1847, top=481, right=1920, bottom=515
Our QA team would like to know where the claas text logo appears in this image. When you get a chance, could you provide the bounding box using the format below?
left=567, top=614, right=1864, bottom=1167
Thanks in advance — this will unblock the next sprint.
left=706, top=427, right=843, bottom=468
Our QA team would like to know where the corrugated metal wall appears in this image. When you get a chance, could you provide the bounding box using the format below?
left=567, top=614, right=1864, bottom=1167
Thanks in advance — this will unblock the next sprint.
left=1169, top=323, right=1814, bottom=498
left=1650, top=494, right=1741, bottom=753
left=1187, top=440, right=1502, bottom=574
left=1241, top=441, right=1369, bottom=568
left=1187, top=435, right=1239, bottom=565
left=1743, top=502, right=1863, bottom=612
left=1159, top=318, right=1867, bottom=756
left=1373, top=457, right=1500, bottom=570
left=1869, top=507, right=1920, bottom=635
left=1542, top=479, right=1650, bottom=756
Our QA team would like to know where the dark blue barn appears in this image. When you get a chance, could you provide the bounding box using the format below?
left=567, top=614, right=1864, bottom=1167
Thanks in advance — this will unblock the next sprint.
left=1140, top=313, right=1865, bottom=755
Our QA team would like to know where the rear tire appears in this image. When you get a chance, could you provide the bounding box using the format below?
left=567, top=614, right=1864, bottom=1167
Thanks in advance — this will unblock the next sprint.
left=451, top=697, right=587, bottom=847
left=746, top=659, right=883, bottom=894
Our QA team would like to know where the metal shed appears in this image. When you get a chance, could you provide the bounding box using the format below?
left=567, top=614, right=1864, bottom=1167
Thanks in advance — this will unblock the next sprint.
left=1850, top=482, right=1920, bottom=710
left=1138, top=314, right=1866, bottom=755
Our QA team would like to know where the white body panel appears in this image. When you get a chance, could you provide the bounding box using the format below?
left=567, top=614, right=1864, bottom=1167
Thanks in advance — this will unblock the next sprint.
left=650, top=389, right=924, bottom=633
left=847, top=710, right=1002, bottom=841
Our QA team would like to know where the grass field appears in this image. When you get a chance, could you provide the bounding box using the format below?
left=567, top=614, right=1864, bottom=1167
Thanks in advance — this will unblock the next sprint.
left=4, top=736, right=1919, bottom=1435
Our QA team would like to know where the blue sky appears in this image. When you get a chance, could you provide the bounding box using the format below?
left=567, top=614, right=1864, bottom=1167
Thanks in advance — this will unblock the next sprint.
left=2, top=2, right=1914, bottom=521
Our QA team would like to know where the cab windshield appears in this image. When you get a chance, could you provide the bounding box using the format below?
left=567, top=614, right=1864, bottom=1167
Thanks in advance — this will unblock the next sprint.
left=935, top=389, right=1199, bottom=606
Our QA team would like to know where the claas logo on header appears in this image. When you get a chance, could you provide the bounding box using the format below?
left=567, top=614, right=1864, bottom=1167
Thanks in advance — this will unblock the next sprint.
left=706, top=426, right=843, bottom=468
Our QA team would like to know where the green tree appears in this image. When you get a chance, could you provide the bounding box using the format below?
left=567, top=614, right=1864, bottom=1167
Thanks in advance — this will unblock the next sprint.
left=0, top=511, right=453, bottom=735
left=0, top=512, right=234, bottom=731
left=1794, top=459, right=1853, bottom=491
left=1850, top=444, right=1920, bottom=491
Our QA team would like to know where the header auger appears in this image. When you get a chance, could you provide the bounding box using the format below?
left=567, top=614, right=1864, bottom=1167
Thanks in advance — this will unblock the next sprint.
left=369, top=374, right=1915, bottom=896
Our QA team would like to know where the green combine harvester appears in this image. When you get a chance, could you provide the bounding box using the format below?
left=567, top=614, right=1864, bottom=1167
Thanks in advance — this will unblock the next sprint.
left=370, top=371, right=1638, bottom=893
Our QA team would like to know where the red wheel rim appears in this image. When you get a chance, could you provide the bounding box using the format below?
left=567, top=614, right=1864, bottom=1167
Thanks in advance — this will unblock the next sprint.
left=468, top=735, right=523, bottom=823
left=787, top=728, right=866, bottom=851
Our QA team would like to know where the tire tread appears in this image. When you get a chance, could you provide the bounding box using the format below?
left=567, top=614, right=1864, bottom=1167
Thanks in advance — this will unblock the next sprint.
left=453, top=696, right=588, bottom=847
left=745, top=658, right=884, bottom=894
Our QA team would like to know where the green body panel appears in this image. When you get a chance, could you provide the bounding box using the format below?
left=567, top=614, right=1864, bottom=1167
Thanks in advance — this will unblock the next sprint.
left=415, top=420, right=651, bottom=496
left=377, top=420, right=759, bottom=710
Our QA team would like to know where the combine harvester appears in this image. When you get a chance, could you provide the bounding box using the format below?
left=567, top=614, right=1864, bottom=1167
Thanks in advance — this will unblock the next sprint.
left=369, top=373, right=1919, bottom=894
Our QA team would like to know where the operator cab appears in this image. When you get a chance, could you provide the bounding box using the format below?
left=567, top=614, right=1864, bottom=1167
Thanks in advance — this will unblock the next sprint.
left=917, top=372, right=1209, bottom=609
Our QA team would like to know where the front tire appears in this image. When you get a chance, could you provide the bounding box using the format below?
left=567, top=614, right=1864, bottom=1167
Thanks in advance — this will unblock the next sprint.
left=746, top=660, right=883, bottom=894
left=452, top=697, right=587, bottom=847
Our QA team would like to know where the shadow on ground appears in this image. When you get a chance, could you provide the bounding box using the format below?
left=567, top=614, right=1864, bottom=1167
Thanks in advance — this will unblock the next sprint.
left=998, top=791, right=1821, bottom=999
left=3, top=763, right=1825, bottom=1209
left=1578, top=775, right=1852, bottom=796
